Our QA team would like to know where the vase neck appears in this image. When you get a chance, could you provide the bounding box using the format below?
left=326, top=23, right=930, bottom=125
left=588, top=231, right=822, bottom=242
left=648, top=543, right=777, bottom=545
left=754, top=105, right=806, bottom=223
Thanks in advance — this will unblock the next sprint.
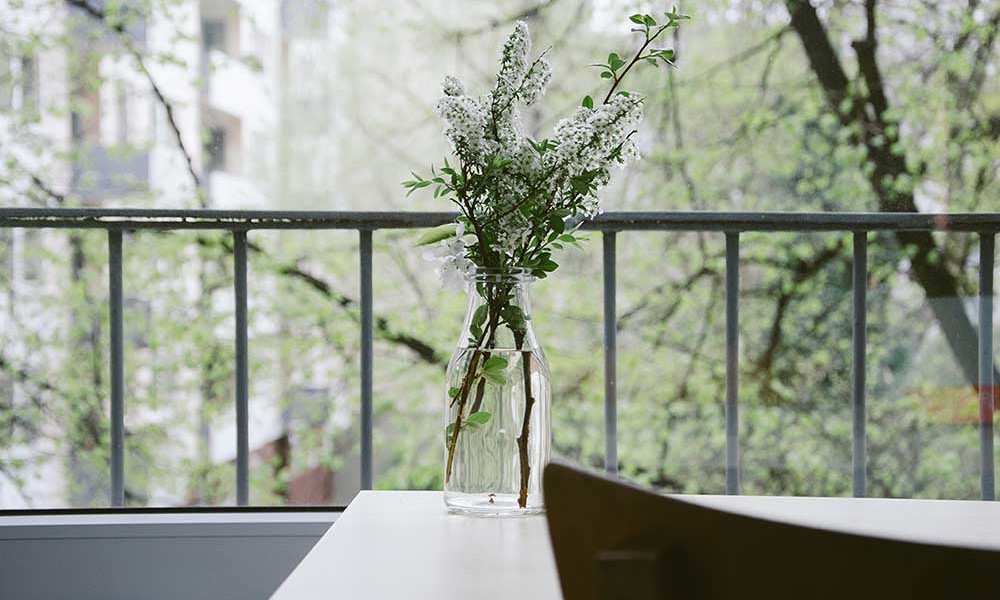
left=459, top=274, right=538, bottom=351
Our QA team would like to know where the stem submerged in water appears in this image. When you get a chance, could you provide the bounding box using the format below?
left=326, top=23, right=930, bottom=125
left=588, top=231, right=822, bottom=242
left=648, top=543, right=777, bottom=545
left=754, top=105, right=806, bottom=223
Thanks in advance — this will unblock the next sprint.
left=445, top=285, right=504, bottom=484
left=514, top=331, right=535, bottom=509
left=445, top=348, right=483, bottom=483
left=446, top=281, right=539, bottom=510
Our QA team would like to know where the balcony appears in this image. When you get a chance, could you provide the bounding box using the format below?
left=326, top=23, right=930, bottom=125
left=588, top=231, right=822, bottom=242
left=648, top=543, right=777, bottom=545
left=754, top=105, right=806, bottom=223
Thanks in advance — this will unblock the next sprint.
left=208, top=169, right=268, bottom=209
left=70, top=144, right=150, bottom=200
left=201, top=48, right=274, bottom=127
left=0, top=209, right=998, bottom=599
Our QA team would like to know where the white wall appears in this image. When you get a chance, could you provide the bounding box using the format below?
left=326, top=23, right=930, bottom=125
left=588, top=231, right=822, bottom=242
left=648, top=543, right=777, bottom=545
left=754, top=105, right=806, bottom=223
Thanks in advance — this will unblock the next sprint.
left=0, top=511, right=336, bottom=600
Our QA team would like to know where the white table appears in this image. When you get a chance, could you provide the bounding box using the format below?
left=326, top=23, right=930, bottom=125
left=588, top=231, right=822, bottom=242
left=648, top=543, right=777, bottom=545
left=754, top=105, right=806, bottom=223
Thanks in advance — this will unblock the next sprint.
left=270, top=491, right=1000, bottom=599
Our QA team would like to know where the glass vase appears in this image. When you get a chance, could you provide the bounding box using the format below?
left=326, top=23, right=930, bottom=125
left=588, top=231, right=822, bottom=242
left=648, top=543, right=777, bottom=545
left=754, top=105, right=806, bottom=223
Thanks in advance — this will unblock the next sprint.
left=443, top=268, right=551, bottom=516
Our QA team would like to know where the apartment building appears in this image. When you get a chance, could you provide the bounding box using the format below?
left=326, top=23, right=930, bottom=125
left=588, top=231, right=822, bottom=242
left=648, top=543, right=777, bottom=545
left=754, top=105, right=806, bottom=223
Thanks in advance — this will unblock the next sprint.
left=0, top=0, right=344, bottom=508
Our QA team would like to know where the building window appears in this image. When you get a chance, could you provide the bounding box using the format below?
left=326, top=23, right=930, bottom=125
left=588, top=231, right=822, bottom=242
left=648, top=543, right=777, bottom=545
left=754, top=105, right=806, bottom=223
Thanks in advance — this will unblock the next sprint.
left=202, top=20, right=226, bottom=53
left=116, top=81, right=129, bottom=145
left=19, top=55, right=37, bottom=113
left=204, top=126, right=226, bottom=172
left=70, top=54, right=102, bottom=145
left=0, top=44, right=11, bottom=110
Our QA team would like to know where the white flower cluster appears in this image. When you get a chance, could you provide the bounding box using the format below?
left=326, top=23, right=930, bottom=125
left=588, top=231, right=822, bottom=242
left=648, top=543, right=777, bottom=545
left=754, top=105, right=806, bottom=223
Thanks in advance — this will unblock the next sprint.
left=547, top=93, right=643, bottom=215
left=442, top=75, right=465, bottom=97
left=493, top=211, right=533, bottom=254
left=492, top=21, right=531, bottom=109
left=435, top=94, right=488, bottom=162
left=426, top=20, right=645, bottom=285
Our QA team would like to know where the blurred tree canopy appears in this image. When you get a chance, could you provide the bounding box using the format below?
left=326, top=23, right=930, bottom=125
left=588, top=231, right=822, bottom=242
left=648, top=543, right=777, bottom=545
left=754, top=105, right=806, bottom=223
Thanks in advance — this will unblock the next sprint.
left=0, top=0, right=997, bottom=506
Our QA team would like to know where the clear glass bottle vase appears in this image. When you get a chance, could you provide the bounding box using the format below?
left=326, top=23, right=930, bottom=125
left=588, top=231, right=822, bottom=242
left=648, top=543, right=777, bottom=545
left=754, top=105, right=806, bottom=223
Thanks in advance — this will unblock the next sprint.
left=443, top=268, right=551, bottom=516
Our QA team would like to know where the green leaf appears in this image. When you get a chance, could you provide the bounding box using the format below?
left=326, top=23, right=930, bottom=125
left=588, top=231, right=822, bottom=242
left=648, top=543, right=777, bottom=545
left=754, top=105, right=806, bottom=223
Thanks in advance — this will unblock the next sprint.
left=467, top=411, right=492, bottom=426
left=570, top=176, right=591, bottom=195
left=540, top=259, right=559, bottom=272
left=445, top=422, right=456, bottom=444
left=482, top=369, right=506, bottom=386
left=470, top=305, right=487, bottom=340
left=448, top=386, right=461, bottom=399
left=600, top=70, right=614, bottom=79
left=629, top=14, right=646, bottom=25
left=643, top=14, right=657, bottom=26
left=582, top=95, right=594, bottom=109
left=415, top=223, right=458, bottom=246
left=501, top=305, right=528, bottom=332
left=608, top=52, right=625, bottom=72
left=483, top=357, right=509, bottom=371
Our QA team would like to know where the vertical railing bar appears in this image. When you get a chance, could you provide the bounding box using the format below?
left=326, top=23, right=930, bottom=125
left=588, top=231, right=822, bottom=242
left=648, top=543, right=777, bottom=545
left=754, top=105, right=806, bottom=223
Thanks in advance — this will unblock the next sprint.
left=360, top=229, right=374, bottom=490
left=852, top=232, right=868, bottom=497
left=979, top=232, right=996, bottom=501
left=233, top=231, right=249, bottom=506
left=725, top=232, right=741, bottom=495
left=108, top=230, right=125, bottom=507
left=602, top=231, right=618, bottom=476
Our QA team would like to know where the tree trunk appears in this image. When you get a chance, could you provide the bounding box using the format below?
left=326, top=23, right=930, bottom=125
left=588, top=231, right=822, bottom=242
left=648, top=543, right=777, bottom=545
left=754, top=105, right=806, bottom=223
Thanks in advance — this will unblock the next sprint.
left=785, top=0, right=998, bottom=402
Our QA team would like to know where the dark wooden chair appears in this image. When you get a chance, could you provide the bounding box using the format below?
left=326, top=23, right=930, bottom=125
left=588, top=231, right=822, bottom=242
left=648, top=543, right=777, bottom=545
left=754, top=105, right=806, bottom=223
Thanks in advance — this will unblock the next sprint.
left=543, top=462, right=1000, bottom=600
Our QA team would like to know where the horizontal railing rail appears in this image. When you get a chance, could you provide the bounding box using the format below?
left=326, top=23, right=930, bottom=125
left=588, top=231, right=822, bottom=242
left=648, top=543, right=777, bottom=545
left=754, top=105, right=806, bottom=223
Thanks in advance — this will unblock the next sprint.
left=0, top=209, right=997, bottom=507
left=1, top=208, right=1000, bottom=231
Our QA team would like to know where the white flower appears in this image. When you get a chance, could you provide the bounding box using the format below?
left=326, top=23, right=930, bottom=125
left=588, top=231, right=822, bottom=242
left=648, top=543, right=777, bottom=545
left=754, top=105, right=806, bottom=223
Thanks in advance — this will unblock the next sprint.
left=424, top=237, right=475, bottom=292
left=435, top=95, right=488, bottom=160
left=493, top=211, right=533, bottom=254
left=493, top=21, right=531, bottom=108
left=520, top=57, right=551, bottom=106
left=442, top=75, right=465, bottom=97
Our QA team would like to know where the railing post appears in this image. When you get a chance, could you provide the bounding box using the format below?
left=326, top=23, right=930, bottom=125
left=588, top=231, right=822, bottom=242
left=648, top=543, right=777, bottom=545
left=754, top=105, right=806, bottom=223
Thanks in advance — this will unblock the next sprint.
left=108, top=230, right=125, bottom=507
left=602, top=231, right=618, bottom=476
left=980, top=232, right=996, bottom=501
left=725, top=232, right=740, bottom=495
left=852, top=232, right=868, bottom=497
left=360, top=229, right=374, bottom=491
left=233, top=231, right=249, bottom=506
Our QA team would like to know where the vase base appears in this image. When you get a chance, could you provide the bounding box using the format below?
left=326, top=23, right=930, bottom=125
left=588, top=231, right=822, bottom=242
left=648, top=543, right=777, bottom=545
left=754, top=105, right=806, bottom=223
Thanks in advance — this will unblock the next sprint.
left=444, top=492, right=544, bottom=517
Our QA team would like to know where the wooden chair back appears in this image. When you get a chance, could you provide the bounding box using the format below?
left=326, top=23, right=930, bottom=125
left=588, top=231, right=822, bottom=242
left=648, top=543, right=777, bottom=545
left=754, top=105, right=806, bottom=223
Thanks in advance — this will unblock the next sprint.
left=543, top=462, right=1000, bottom=600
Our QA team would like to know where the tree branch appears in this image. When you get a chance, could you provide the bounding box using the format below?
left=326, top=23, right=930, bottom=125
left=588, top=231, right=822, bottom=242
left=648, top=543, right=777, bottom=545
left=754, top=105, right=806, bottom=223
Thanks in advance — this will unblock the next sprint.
left=452, top=0, right=564, bottom=40
left=198, top=234, right=444, bottom=366
left=755, top=239, right=845, bottom=380
left=65, top=0, right=202, bottom=195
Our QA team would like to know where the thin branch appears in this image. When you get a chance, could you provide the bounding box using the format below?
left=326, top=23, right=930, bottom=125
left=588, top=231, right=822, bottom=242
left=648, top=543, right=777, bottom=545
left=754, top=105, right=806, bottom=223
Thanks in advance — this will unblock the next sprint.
left=451, top=0, right=564, bottom=40
left=65, top=0, right=202, bottom=194
left=664, top=27, right=702, bottom=208
left=686, top=26, right=790, bottom=82
left=198, top=234, right=445, bottom=366
left=755, top=239, right=845, bottom=378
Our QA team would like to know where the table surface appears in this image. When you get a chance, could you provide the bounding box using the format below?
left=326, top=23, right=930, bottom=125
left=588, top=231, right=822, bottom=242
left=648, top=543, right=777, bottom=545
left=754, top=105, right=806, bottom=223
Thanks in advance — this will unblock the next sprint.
left=270, top=490, right=1000, bottom=599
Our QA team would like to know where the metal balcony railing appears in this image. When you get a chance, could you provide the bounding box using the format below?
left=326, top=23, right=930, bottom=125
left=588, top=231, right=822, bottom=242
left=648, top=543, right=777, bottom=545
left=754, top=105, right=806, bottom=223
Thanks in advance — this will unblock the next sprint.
left=0, top=208, right=998, bottom=506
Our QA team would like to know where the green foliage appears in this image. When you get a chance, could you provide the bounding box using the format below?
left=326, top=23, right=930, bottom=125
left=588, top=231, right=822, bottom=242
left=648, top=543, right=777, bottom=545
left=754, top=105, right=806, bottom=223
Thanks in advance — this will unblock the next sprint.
left=2, top=0, right=998, bottom=510
left=466, top=411, right=492, bottom=426
left=415, top=223, right=458, bottom=246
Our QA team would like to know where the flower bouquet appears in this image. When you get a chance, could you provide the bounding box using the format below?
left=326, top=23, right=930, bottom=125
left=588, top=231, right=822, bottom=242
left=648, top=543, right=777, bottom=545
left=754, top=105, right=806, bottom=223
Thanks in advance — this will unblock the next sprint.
left=405, top=9, right=687, bottom=515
